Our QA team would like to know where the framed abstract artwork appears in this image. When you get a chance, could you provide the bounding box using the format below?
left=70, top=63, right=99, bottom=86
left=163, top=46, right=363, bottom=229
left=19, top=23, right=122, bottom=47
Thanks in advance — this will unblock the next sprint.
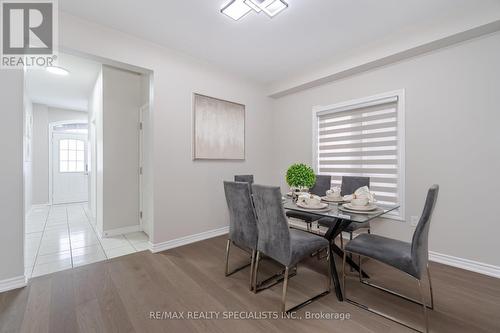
left=193, top=93, right=245, bottom=160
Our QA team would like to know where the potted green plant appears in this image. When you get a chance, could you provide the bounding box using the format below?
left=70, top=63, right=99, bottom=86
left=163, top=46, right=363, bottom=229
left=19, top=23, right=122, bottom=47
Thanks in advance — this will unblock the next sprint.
left=286, top=163, right=316, bottom=200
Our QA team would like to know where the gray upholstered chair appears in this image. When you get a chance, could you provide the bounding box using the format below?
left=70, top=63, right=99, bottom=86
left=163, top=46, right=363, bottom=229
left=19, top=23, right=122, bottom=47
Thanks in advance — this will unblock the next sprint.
left=286, top=175, right=331, bottom=231
left=318, top=176, right=371, bottom=247
left=342, top=185, right=439, bottom=333
left=234, top=175, right=254, bottom=184
left=223, top=181, right=259, bottom=290
left=251, top=184, right=331, bottom=312
left=340, top=176, right=370, bottom=196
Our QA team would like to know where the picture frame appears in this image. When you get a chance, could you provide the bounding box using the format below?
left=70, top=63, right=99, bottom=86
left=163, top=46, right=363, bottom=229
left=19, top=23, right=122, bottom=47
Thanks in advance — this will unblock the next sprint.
left=192, top=93, right=245, bottom=160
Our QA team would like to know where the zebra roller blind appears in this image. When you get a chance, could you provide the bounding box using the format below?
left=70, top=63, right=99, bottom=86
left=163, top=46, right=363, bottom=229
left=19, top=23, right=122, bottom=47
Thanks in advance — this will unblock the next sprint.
left=315, top=96, right=402, bottom=214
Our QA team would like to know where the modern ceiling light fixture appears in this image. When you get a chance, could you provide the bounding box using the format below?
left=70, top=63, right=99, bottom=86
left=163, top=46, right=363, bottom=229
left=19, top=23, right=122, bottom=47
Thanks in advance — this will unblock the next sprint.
left=221, top=0, right=288, bottom=21
left=46, top=66, right=70, bottom=76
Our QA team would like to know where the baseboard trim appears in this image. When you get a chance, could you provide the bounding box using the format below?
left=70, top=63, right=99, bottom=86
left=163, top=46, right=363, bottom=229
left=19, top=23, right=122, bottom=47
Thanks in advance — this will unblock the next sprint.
left=0, top=275, right=27, bottom=293
left=31, top=203, right=49, bottom=207
left=429, top=251, right=500, bottom=279
left=151, top=226, right=229, bottom=253
left=102, top=225, right=142, bottom=238
left=29, top=203, right=50, bottom=212
left=149, top=228, right=500, bottom=279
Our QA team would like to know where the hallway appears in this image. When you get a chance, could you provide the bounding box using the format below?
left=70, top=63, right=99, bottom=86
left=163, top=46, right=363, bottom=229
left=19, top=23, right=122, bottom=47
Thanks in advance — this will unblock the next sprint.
left=24, top=204, right=150, bottom=278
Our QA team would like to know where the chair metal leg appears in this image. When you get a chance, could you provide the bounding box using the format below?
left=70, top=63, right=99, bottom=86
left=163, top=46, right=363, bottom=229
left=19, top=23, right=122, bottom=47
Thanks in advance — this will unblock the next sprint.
left=367, top=228, right=371, bottom=234
left=225, top=239, right=252, bottom=278
left=343, top=251, right=432, bottom=333
left=340, top=233, right=344, bottom=249
left=273, top=247, right=332, bottom=313
left=359, top=276, right=433, bottom=309
left=315, top=247, right=328, bottom=260
left=418, top=279, right=429, bottom=333
left=281, top=266, right=290, bottom=313
left=252, top=251, right=260, bottom=293
left=224, top=239, right=231, bottom=276
left=253, top=264, right=297, bottom=294
left=427, top=265, right=434, bottom=309
left=249, top=249, right=256, bottom=291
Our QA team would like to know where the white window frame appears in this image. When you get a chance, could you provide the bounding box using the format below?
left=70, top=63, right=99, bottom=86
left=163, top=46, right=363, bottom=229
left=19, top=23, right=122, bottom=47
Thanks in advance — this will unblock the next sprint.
left=58, top=138, right=86, bottom=173
left=312, top=90, right=405, bottom=221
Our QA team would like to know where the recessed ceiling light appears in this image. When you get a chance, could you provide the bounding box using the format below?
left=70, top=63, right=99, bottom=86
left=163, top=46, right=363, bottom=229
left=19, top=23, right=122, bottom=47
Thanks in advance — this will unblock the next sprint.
left=221, top=0, right=252, bottom=21
left=46, top=66, right=69, bottom=76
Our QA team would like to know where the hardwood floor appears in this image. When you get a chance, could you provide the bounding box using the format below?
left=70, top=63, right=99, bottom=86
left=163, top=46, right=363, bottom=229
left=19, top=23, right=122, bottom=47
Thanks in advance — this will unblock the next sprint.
left=1, top=235, right=499, bottom=333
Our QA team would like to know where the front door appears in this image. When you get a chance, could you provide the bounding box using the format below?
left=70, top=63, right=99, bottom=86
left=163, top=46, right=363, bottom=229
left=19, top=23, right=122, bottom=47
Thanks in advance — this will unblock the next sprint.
left=52, top=133, right=89, bottom=204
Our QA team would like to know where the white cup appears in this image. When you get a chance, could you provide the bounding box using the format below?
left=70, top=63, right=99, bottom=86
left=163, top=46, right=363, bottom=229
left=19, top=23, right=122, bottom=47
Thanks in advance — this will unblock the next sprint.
left=326, top=189, right=341, bottom=199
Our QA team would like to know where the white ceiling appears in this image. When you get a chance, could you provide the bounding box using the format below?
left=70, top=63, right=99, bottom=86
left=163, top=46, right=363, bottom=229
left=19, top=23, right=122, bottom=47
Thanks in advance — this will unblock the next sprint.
left=59, top=0, right=500, bottom=84
left=25, top=53, right=101, bottom=111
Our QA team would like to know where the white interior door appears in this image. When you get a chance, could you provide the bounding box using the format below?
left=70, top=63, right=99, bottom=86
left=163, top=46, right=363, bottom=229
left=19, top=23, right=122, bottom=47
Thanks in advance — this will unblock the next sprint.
left=52, top=133, right=89, bottom=204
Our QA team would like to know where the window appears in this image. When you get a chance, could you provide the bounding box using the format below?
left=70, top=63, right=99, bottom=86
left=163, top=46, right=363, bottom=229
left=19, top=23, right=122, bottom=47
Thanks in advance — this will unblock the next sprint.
left=313, top=90, right=405, bottom=219
left=59, top=139, right=85, bottom=173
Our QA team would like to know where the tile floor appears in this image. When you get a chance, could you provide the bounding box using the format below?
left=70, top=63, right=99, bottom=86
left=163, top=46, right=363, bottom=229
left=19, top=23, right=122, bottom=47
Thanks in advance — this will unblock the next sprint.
left=25, top=203, right=150, bottom=278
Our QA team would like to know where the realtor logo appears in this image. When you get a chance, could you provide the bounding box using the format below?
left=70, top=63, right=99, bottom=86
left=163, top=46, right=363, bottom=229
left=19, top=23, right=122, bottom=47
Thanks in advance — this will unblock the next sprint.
left=1, top=0, right=58, bottom=68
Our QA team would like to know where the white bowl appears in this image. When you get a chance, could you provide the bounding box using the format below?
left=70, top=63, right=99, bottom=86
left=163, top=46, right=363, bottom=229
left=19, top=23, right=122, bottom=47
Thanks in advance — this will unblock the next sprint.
left=351, top=198, right=368, bottom=207
left=305, top=196, right=321, bottom=206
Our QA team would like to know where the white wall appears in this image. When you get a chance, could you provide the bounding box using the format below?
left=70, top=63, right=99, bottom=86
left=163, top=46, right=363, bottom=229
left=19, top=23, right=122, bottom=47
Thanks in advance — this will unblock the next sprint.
left=31, top=104, right=87, bottom=204
left=271, top=32, right=500, bottom=267
left=31, top=104, right=49, bottom=205
left=101, top=65, right=142, bottom=233
left=3, top=12, right=495, bottom=286
left=0, top=70, right=24, bottom=281
left=1, top=15, right=273, bottom=283
left=48, top=107, right=88, bottom=123
left=59, top=13, right=275, bottom=245
left=88, top=66, right=149, bottom=235
left=23, top=95, right=33, bottom=214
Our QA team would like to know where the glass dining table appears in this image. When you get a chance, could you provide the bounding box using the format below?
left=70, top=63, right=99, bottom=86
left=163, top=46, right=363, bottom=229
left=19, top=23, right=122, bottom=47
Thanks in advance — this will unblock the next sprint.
left=282, top=197, right=400, bottom=301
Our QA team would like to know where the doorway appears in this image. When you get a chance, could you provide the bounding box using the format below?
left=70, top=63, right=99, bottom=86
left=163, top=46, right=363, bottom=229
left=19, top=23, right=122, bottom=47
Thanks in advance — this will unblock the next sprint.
left=50, top=122, right=89, bottom=205
left=23, top=52, right=154, bottom=279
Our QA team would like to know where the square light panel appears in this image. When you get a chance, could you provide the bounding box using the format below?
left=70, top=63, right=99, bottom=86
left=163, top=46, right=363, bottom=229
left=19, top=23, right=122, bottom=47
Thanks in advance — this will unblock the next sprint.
left=221, top=0, right=252, bottom=21
left=262, top=0, right=288, bottom=17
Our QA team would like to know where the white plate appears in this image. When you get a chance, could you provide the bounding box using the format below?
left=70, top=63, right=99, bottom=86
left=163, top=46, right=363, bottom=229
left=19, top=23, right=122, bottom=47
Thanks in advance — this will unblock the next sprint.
left=321, top=196, right=344, bottom=203
left=343, top=203, right=378, bottom=211
left=339, top=206, right=382, bottom=215
left=296, top=202, right=330, bottom=211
